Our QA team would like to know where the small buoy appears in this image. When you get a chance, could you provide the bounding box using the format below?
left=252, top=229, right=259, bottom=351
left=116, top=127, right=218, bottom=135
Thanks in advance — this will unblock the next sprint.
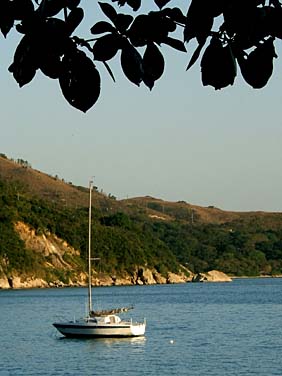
left=170, top=340, right=174, bottom=344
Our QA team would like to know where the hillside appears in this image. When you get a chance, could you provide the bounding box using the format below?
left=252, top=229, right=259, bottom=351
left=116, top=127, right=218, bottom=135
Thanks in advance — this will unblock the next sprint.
left=1, top=154, right=282, bottom=288
left=0, top=155, right=118, bottom=210
left=1, top=155, right=282, bottom=227
left=122, top=196, right=282, bottom=230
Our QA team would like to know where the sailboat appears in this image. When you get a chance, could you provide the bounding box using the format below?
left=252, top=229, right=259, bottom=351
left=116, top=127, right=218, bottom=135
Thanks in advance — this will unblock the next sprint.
left=53, top=180, right=146, bottom=338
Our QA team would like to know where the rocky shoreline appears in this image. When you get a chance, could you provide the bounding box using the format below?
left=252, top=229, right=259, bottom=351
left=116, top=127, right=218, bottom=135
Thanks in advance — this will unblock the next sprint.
left=2, top=270, right=280, bottom=290
left=0, top=269, right=233, bottom=289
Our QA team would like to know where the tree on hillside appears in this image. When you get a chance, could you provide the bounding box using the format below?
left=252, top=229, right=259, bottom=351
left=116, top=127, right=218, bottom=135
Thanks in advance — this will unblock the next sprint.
left=1, top=0, right=280, bottom=112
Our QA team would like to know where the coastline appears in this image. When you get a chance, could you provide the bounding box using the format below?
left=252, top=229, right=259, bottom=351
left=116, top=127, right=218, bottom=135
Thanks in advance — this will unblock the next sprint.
left=0, top=269, right=234, bottom=289
left=231, top=274, right=282, bottom=279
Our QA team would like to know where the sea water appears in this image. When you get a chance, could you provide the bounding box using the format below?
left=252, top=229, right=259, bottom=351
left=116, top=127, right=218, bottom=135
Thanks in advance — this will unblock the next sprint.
left=1, top=278, right=282, bottom=375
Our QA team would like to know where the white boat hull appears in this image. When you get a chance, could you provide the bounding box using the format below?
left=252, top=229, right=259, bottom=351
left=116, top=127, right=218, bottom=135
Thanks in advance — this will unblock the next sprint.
left=53, top=319, right=146, bottom=338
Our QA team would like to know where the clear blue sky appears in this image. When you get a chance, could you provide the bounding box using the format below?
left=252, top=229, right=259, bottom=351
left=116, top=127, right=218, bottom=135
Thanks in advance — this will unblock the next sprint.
left=1, top=0, right=282, bottom=212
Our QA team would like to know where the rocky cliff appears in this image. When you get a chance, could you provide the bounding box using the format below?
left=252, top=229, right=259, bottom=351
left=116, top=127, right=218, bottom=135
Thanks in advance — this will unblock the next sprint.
left=0, top=221, right=232, bottom=289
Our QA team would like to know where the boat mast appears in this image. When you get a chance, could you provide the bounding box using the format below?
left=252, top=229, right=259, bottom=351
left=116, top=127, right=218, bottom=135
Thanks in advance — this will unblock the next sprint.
left=88, top=179, right=93, bottom=315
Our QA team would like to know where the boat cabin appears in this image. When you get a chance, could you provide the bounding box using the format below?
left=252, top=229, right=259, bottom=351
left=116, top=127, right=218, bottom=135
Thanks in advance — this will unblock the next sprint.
left=101, top=315, right=121, bottom=324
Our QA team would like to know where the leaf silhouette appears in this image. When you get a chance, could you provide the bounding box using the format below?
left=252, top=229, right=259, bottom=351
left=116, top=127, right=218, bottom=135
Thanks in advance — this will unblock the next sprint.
left=127, top=15, right=149, bottom=47
left=38, top=0, right=67, bottom=17
left=66, top=7, right=84, bottom=35
left=154, top=0, right=171, bottom=9
left=39, top=53, right=62, bottom=79
left=201, top=37, right=237, bottom=90
left=93, top=34, right=121, bottom=61
left=59, top=48, right=101, bottom=112
left=114, top=13, right=133, bottom=32
left=143, top=42, right=165, bottom=90
left=186, top=42, right=205, bottom=70
left=40, top=18, right=69, bottom=56
left=126, top=0, right=141, bottom=11
left=10, top=16, right=69, bottom=85
left=121, top=40, right=143, bottom=86
left=206, top=0, right=224, bottom=18
left=66, top=0, right=80, bottom=10
left=237, top=38, right=277, bottom=89
left=0, top=0, right=14, bottom=38
left=147, top=12, right=175, bottom=42
left=91, top=21, right=115, bottom=34
left=12, top=0, right=34, bottom=21
left=264, top=6, right=282, bottom=40
left=112, top=0, right=126, bottom=6
left=112, top=0, right=141, bottom=11
left=163, top=7, right=186, bottom=24
left=162, top=36, right=186, bottom=52
left=231, top=7, right=272, bottom=50
left=184, top=0, right=214, bottom=44
left=8, top=35, right=38, bottom=87
left=99, top=2, right=117, bottom=23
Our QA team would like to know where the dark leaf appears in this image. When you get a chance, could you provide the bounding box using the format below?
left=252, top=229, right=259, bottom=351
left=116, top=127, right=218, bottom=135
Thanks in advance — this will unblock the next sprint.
left=184, top=0, right=214, bottom=44
left=9, top=34, right=38, bottom=87
left=206, top=0, right=224, bottom=18
left=186, top=42, right=205, bottom=70
left=114, top=13, right=133, bottom=32
left=162, top=36, right=186, bottom=52
left=66, top=0, right=80, bottom=10
left=9, top=62, right=36, bottom=87
left=163, top=7, right=186, bottom=24
left=66, top=7, right=84, bottom=35
left=39, top=53, right=62, bottom=79
left=126, top=0, right=141, bottom=11
left=223, top=1, right=264, bottom=37
left=13, top=17, right=69, bottom=83
left=236, top=38, right=276, bottom=89
left=120, top=40, right=143, bottom=86
left=0, top=0, right=14, bottom=38
left=143, top=42, right=165, bottom=90
left=127, top=14, right=149, bottom=47
left=184, top=14, right=213, bottom=45
left=98, top=2, right=118, bottom=23
left=93, top=33, right=121, bottom=61
left=16, top=23, right=26, bottom=34
left=154, top=0, right=171, bottom=9
left=112, top=0, right=126, bottom=6
left=267, top=7, right=282, bottom=39
left=37, top=0, right=67, bottom=17
left=148, top=11, right=175, bottom=40
left=90, top=21, right=115, bottom=34
left=14, top=11, right=42, bottom=36
left=201, top=37, right=237, bottom=90
left=112, top=0, right=141, bottom=11
left=11, top=0, right=34, bottom=20
left=230, top=7, right=272, bottom=50
left=41, top=18, right=69, bottom=55
left=59, top=48, right=101, bottom=112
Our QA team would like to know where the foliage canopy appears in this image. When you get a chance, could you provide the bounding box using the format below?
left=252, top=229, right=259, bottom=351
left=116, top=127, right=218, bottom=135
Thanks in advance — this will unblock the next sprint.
left=1, top=0, right=281, bottom=112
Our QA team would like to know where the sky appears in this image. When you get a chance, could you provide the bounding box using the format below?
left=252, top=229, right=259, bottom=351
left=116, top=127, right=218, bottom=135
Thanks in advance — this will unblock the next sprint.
left=1, top=0, right=282, bottom=212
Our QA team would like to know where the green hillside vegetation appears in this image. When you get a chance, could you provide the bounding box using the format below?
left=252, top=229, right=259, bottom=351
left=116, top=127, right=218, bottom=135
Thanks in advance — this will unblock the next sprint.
left=0, top=178, right=179, bottom=281
left=1, top=155, right=282, bottom=281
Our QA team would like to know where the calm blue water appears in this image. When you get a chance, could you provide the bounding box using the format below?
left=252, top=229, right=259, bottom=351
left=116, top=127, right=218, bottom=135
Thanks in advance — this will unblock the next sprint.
left=1, top=278, right=282, bottom=375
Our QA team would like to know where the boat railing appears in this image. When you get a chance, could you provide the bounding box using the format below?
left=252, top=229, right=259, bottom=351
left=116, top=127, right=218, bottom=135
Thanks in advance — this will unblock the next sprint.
left=122, top=318, right=146, bottom=326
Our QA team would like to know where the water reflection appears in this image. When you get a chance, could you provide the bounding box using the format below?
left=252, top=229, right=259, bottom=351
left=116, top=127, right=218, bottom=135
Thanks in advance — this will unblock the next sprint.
left=58, top=335, right=146, bottom=348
